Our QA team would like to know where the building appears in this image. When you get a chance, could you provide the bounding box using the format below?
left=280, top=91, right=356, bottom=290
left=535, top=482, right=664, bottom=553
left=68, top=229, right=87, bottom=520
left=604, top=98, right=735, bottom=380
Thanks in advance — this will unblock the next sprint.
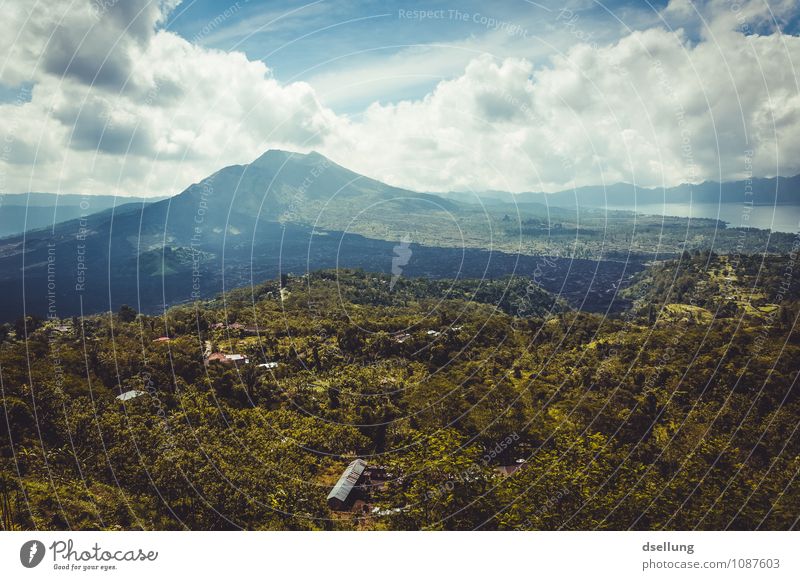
left=153, top=336, right=171, bottom=343
left=206, top=352, right=250, bottom=365
left=326, top=461, right=392, bottom=512
left=258, top=362, right=279, bottom=369
left=206, top=352, right=228, bottom=363
left=392, top=332, right=411, bottom=343
left=116, top=390, right=145, bottom=402
left=495, top=459, right=527, bottom=477
left=327, top=459, right=367, bottom=511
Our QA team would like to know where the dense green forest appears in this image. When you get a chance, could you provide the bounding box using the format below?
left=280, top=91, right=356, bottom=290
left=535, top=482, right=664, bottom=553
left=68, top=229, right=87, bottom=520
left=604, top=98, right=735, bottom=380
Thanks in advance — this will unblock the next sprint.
left=1, top=261, right=798, bottom=530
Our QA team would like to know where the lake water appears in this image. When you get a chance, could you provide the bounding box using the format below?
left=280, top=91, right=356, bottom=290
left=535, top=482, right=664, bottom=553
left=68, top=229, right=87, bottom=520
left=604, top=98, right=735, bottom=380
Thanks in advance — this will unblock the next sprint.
left=595, top=202, right=800, bottom=234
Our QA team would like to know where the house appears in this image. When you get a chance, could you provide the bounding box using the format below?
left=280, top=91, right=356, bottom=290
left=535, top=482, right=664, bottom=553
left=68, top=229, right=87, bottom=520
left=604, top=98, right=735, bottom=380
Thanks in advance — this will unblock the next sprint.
left=495, top=459, right=527, bottom=477
left=206, top=352, right=250, bottom=365
left=206, top=352, right=228, bottom=363
left=327, top=459, right=367, bottom=511
left=326, top=461, right=391, bottom=511
left=116, top=390, right=145, bottom=402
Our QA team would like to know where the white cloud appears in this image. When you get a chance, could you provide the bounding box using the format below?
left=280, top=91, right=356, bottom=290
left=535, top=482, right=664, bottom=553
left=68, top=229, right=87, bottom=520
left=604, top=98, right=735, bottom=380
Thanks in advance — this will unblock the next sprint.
left=0, top=0, right=337, bottom=195
left=322, top=0, right=800, bottom=192
left=0, top=0, right=799, bottom=197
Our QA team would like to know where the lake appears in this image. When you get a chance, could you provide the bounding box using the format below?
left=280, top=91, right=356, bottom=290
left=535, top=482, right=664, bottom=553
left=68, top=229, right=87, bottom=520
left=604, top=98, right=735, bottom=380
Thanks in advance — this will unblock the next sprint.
left=594, top=202, right=800, bottom=234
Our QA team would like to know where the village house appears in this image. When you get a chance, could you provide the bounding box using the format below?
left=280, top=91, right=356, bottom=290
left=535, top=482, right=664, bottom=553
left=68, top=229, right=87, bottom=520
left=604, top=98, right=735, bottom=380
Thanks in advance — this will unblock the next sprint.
left=392, top=331, right=411, bottom=343
left=116, top=390, right=145, bottom=402
left=327, top=459, right=367, bottom=511
left=206, top=352, right=250, bottom=365
left=327, top=460, right=390, bottom=512
left=495, top=459, right=527, bottom=477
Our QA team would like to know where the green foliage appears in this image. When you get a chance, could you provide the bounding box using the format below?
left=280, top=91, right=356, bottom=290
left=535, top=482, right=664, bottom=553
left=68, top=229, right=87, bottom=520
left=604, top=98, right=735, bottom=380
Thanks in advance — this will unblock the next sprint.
left=1, top=265, right=798, bottom=530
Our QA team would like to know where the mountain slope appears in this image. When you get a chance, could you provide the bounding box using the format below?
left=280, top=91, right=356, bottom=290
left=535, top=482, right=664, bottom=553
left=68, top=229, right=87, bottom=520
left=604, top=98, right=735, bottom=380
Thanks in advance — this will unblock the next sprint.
left=168, top=149, right=459, bottom=236
left=0, top=151, right=481, bottom=321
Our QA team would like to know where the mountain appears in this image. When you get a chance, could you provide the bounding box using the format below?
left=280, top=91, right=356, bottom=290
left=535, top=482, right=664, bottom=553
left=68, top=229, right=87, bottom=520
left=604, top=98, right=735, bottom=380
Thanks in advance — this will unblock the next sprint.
left=441, top=174, right=800, bottom=207
left=2, top=150, right=794, bottom=323
left=0, top=192, right=164, bottom=238
left=162, top=149, right=460, bottom=239
left=0, top=151, right=496, bottom=322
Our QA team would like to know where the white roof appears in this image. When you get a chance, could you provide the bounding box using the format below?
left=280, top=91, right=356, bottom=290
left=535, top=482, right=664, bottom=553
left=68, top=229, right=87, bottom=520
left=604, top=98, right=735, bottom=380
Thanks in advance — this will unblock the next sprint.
left=116, top=390, right=145, bottom=401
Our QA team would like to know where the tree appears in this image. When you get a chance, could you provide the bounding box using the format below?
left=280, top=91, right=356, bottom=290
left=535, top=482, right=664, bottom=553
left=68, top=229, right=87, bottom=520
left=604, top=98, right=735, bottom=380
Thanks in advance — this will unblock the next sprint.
left=117, top=304, right=138, bottom=323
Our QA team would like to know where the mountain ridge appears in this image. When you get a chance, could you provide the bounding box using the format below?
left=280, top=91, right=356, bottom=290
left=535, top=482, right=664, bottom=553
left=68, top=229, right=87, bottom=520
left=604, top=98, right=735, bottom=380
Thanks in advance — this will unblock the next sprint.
left=438, top=174, right=800, bottom=206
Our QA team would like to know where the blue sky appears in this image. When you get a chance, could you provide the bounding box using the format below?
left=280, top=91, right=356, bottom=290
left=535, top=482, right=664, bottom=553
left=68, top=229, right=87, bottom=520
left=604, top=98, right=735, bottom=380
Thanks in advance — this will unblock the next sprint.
left=164, top=0, right=673, bottom=113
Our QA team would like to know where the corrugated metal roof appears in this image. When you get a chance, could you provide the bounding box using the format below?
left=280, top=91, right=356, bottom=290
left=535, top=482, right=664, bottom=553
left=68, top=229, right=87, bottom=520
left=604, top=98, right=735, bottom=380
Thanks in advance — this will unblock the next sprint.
left=327, top=459, right=367, bottom=503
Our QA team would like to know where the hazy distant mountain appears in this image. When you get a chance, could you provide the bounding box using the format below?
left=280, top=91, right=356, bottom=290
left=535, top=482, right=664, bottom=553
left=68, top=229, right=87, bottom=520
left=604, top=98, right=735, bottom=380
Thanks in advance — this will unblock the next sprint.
left=441, top=174, right=800, bottom=207
left=0, top=192, right=165, bottom=238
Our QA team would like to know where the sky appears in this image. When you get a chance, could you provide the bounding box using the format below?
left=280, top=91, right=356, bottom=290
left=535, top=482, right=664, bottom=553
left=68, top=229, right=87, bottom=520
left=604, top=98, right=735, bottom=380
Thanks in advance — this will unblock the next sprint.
left=0, top=0, right=799, bottom=197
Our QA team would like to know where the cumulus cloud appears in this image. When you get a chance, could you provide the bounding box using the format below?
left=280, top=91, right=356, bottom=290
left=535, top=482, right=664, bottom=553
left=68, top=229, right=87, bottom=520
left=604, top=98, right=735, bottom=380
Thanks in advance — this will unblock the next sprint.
left=0, top=0, right=337, bottom=195
left=323, top=0, right=800, bottom=192
left=0, top=0, right=798, bottom=197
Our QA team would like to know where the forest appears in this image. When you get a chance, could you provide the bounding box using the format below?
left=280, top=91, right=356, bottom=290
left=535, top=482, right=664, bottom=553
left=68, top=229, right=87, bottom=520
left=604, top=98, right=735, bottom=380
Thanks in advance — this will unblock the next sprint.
left=1, top=258, right=798, bottom=530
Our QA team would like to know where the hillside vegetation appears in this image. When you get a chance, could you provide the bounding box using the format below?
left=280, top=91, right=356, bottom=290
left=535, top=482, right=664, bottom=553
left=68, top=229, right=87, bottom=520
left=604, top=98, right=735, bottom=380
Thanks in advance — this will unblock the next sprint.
left=1, top=266, right=798, bottom=530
